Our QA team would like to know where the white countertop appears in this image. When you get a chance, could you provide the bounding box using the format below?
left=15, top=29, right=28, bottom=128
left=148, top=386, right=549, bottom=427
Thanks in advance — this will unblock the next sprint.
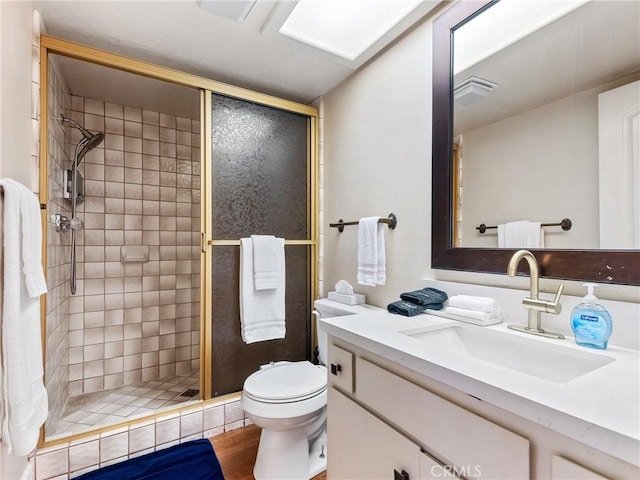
left=319, top=310, right=640, bottom=466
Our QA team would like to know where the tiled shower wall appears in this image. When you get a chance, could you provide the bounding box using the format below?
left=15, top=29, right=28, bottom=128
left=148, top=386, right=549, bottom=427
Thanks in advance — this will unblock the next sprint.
left=66, top=95, right=201, bottom=396
left=45, top=57, right=73, bottom=434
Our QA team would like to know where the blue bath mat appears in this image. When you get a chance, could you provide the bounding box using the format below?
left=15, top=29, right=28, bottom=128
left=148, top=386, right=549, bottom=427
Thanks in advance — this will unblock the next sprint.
left=75, top=439, right=225, bottom=480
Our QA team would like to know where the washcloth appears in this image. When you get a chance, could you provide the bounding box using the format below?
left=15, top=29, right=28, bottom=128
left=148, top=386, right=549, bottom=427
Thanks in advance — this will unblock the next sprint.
left=0, top=178, right=49, bottom=456
left=357, top=216, right=386, bottom=286
left=498, top=220, right=528, bottom=248
left=387, top=300, right=428, bottom=317
left=526, top=222, right=545, bottom=248
left=448, top=295, right=500, bottom=316
left=239, top=237, right=286, bottom=343
left=400, top=287, right=448, bottom=309
left=251, top=235, right=280, bottom=290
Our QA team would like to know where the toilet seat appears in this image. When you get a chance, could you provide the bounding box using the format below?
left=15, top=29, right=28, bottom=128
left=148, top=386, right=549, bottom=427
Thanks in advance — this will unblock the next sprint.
left=244, top=361, right=326, bottom=404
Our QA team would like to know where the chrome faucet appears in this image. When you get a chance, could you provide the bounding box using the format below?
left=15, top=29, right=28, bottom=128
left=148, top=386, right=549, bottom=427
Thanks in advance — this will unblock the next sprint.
left=507, top=250, right=565, bottom=339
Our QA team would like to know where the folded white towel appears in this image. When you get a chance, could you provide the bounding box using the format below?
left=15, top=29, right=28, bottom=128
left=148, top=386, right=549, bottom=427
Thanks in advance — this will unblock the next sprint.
left=0, top=178, right=49, bottom=456
left=251, top=235, right=279, bottom=290
left=357, top=217, right=385, bottom=286
left=448, top=295, right=500, bottom=316
left=526, top=221, right=545, bottom=248
left=440, top=306, right=502, bottom=326
left=239, top=237, right=286, bottom=344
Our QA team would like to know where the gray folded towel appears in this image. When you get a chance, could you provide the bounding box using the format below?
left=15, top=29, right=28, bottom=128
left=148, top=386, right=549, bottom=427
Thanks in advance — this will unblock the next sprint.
left=387, top=300, right=428, bottom=317
left=400, top=287, right=448, bottom=309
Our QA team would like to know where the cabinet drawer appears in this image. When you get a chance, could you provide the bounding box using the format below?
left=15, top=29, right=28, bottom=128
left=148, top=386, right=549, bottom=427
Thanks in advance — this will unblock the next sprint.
left=328, top=344, right=354, bottom=393
left=328, top=387, right=420, bottom=479
left=356, top=358, right=530, bottom=480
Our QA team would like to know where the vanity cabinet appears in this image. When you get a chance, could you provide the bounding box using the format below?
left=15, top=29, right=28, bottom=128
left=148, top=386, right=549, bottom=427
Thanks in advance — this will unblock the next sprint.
left=328, top=387, right=462, bottom=480
left=326, top=338, right=637, bottom=480
left=327, top=346, right=528, bottom=479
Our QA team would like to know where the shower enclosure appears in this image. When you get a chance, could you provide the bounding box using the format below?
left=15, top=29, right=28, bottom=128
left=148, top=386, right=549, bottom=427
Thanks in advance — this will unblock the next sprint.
left=40, top=36, right=318, bottom=446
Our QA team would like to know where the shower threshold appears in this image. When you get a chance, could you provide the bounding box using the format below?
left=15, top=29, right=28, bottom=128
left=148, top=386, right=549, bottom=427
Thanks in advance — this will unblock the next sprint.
left=50, top=370, right=200, bottom=437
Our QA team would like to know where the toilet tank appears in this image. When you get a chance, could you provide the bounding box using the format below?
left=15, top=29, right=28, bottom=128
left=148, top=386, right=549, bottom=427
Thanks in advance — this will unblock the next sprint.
left=313, top=298, right=383, bottom=365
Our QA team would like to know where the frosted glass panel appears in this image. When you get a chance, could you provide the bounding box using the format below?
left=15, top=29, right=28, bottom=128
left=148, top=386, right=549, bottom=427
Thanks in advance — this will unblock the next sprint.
left=211, top=245, right=311, bottom=397
left=211, top=94, right=309, bottom=239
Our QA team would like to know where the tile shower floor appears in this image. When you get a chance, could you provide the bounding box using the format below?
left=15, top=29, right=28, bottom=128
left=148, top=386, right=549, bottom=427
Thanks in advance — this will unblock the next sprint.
left=51, top=371, right=200, bottom=437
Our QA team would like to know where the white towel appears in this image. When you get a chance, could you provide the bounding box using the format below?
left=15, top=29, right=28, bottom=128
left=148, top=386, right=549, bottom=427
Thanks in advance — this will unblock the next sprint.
left=498, top=220, right=528, bottom=248
left=0, top=178, right=48, bottom=456
left=448, top=295, right=501, bottom=316
left=357, top=217, right=386, bottom=286
left=239, top=237, right=286, bottom=344
left=526, top=222, right=545, bottom=248
left=251, top=235, right=279, bottom=290
left=444, top=306, right=494, bottom=323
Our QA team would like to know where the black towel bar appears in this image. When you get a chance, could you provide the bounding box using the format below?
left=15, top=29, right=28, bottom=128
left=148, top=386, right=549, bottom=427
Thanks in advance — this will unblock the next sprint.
left=476, top=218, right=572, bottom=234
left=330, top=213, right=397, bottom=233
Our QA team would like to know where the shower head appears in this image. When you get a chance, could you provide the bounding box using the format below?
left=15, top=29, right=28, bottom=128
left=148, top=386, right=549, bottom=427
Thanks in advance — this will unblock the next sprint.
left=75, top=131, right=105, bottom=166
left=59, top=114, right=105, bottom=166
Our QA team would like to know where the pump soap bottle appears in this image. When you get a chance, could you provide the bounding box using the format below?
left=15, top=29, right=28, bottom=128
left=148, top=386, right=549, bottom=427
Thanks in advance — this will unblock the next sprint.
left=570, top=283, right=613, bottom=350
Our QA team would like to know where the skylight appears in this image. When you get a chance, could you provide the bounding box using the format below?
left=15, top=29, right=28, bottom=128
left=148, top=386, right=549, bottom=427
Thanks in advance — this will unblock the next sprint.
left=279, top=0, right=423, bottom=61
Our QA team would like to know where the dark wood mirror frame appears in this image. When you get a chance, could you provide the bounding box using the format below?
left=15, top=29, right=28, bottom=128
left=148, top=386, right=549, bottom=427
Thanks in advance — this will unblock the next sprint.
left=431, top=0, right=640, bottom=286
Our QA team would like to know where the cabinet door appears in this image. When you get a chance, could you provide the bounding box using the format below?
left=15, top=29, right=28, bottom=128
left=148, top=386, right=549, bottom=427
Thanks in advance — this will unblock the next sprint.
left=328, top=387, right=420, bottom=480
left=356, top=358, right=530, bottom=480
left=551, top=455, right=611, bottom=480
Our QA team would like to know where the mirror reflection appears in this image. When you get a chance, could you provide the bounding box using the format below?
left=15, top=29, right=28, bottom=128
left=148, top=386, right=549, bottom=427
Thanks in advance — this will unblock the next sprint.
left=452, top=0, right=640, bottom=250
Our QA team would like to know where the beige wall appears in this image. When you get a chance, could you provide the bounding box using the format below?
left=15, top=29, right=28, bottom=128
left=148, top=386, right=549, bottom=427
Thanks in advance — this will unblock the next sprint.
left=322, top=12, right=434, bottom=308
left=322, top=5, right=639, bottom=303
left=460, top=87, right=599, bottom=249
left=0, top=1, right=38, bottom=477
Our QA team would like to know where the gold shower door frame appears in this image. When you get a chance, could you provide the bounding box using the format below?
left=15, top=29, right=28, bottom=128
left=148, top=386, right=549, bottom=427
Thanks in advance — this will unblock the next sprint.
left=39, top=36, right=318, bottom=446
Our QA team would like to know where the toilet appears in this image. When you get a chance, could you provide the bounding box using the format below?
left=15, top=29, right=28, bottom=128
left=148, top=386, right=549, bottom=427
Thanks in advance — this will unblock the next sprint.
left=242, top=298, right=381, bottom=480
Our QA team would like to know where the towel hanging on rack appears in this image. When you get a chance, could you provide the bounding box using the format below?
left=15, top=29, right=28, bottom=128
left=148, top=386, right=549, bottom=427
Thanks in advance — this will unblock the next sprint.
left=357, top=217, right=386, bottom=286
left=0, top=178, right=48, bottom=456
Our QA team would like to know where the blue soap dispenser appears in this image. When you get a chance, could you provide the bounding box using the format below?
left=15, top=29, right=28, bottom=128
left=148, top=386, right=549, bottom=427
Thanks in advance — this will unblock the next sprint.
left=571, top=283, right=612, bottom=350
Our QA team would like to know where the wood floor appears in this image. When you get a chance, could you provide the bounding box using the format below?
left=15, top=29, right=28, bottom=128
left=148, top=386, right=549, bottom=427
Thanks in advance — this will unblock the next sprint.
left=211, top=425, right=327, bottom=480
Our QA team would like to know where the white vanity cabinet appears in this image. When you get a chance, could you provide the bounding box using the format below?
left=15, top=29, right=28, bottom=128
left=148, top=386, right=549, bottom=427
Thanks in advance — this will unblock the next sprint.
left=328, top=387, right=464, bottom=480
left=327, top=344, right=528, bottom=479
left=326, top=337, right=638, bottom=480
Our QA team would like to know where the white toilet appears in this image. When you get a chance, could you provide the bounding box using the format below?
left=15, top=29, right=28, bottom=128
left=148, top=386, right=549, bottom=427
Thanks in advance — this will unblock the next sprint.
left=242, top=298, right=380, bottom=480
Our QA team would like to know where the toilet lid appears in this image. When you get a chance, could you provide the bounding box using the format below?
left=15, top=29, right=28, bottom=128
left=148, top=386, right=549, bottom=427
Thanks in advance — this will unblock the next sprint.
left=244, top=361, right=326, bottom=403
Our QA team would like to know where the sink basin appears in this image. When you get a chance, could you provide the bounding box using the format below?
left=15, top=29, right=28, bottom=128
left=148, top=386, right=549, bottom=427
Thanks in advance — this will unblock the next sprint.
left=404, top=325, right=615, bottom=383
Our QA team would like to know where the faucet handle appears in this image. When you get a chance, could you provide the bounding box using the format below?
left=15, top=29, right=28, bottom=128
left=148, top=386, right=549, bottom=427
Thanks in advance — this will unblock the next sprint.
left=522, top=283, right=564, bottom=315
left=546, top=284, right=564, bottom=315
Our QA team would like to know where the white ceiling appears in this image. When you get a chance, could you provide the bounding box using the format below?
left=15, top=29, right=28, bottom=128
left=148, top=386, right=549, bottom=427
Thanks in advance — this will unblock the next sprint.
left=453, top=1, right=640, bottom=134
left=34, top=0, right=440, bottom=107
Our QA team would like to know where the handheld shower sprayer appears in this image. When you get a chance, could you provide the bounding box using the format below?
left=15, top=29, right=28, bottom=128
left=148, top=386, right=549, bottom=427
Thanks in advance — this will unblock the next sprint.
left=57, top=113, right=105, bottom=295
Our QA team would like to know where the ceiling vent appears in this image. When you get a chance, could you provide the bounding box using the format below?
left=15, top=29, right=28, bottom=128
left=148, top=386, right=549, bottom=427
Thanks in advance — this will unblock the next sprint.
left=196, top=0, right=258, bottom=22
left=454, top=76, right=499, bottom=106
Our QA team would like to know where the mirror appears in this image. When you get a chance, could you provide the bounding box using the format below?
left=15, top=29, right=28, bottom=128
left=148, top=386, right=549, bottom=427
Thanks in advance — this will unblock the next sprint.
left=432, top=0, right=640, bottom=285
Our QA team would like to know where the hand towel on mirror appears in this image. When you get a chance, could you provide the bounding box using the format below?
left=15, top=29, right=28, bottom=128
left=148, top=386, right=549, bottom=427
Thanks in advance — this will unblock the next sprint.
left=498, top=220, right=528, bottom=248
left=525, top=221, right=545, bottom=248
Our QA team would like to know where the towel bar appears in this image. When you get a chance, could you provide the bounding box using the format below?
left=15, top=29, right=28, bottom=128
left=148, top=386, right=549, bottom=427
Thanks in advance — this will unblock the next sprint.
left=476, top=218, right=572, bottom=234
left=330, top=213, right=397, bottom=233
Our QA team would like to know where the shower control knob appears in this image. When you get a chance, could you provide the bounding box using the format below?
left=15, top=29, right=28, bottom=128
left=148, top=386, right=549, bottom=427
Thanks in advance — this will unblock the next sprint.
left=330, top=363, right=342, bottom=376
